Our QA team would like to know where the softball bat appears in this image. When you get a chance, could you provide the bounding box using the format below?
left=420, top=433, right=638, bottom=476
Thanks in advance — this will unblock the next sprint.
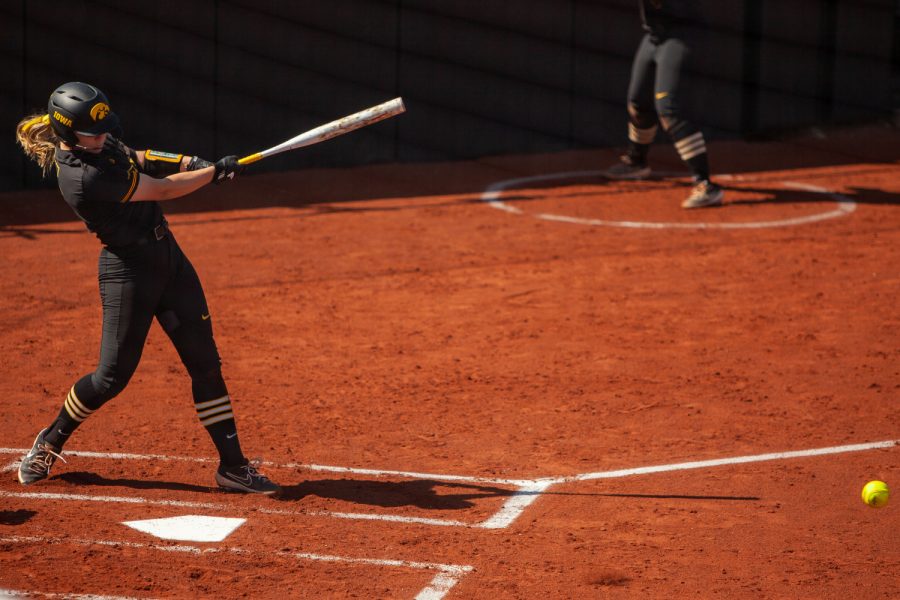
left=238, top=97, right=405, bottom=165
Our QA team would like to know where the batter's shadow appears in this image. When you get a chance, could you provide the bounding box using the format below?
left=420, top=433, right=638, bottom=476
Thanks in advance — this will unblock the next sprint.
left=274, top=480, right=762, bottom=508
left=56, top=471, right=211, bottom=494
left=0, top=509, right=37, bottom=526
left=725, top=184, right=900, bottom=206
left=276, top=478, right=515, bottom=510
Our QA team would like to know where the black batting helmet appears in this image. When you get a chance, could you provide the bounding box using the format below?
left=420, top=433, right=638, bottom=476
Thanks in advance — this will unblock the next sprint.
left=47, top=82, right=120, bottom=144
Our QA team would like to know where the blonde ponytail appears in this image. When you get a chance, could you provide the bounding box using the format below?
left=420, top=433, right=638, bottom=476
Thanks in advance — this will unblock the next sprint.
left=16, top=114, right=59, bottom=177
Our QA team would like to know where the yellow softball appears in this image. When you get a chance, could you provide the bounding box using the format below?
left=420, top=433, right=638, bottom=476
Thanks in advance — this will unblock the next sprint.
left=861, top=480, right=889, bottom=508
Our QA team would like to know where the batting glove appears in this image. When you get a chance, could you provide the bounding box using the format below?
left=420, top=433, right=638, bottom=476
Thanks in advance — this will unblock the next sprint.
left=213, top=155, right=244, bottom=184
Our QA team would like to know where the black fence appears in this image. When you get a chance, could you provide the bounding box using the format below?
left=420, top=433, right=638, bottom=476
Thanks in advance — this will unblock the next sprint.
left=2, top=0, right=896, bottom=191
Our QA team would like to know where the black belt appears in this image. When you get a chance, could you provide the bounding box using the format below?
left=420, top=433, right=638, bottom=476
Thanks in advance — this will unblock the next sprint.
left=108, top=221, right=169, bottom=250
left=108, top=221, right=169, bottom=251
left=137, top=220, right=169, bottom=246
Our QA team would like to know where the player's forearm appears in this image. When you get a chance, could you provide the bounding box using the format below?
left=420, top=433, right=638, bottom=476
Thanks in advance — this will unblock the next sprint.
left=160, top=167, right=216, bottom=200
left=152, top=168, right=215, bottom=201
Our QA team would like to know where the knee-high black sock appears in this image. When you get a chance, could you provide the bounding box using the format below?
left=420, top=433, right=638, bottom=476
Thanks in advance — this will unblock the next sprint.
left=43, top=375, right=99, bottom=449
left=195, top=394, right=245, bottom=467
left=666, top=119, right=710, bottom=182
left=627, top=122, right=657, bottom=165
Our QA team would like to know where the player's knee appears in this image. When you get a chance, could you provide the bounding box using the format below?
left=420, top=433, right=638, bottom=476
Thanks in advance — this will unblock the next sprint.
left=627, top=101, right=648, bottom=120
left=190, top=363, right=222, bottom=383
left=627, top=101, right=641, bottom=120
left=188, top=362, right=227, bottom=399
left=628, top=102, right=656, bottom=129
left=91, top=365, right=131, bottom=400
left=659, top=115, right=693, bottom=140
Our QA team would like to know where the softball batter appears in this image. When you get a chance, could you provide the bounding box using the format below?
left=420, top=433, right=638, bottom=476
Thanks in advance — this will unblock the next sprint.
left=15, top=82, right=280, bottom=495
left=606, top=0, right=725, bottom=209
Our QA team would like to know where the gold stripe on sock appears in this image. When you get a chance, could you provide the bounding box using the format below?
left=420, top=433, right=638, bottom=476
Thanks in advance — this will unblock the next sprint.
left=628, top=123, right=658, bottom=145
left=197, top=404, right=233, bottom=420
left=67, top=387, right=94, bottom=416
left=194, top=395, right=231, bottom=411
left=201, top=411, right=234, bottom=427
left=679, top=144, right=707, bottom=161
left=64, top=390, right=91, bottom=422
left=675, top=131, right=704, bottom=150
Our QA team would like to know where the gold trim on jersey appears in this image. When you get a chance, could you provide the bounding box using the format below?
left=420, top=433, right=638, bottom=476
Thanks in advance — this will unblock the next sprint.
left=121, top=164, right=139, bottom=202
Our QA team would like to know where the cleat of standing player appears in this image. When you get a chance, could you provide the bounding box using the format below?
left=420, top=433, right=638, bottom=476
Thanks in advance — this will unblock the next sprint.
left=604, top=154, right=651, bottom=180
left=215, top=458, right=281, bottom=495
left=682, top=180, right=724, bottom=209
left=18, top=428, right=67, bottom=485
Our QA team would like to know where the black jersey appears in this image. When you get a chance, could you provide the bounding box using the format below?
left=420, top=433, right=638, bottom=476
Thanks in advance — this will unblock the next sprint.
left=638, top=0, right=698, bottom=42
left=55, top=137, right=163, bottom=248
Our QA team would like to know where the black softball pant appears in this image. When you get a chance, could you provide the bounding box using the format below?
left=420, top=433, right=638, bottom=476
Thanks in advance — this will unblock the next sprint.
left=72, top=232, right=227, bottom=410
left=627, top=33, right=695, bottom=139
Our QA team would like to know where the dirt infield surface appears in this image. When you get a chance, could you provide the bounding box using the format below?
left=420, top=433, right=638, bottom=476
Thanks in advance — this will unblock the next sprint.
left=1, top=126, right=898, bottom=599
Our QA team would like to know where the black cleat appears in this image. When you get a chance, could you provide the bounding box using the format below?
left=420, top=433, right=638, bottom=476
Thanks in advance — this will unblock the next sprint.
left=215, top=459, right=281, bottom=496
left=18, top=428, right=66, bottom=485
left=604, top=154, right=651, bottom=180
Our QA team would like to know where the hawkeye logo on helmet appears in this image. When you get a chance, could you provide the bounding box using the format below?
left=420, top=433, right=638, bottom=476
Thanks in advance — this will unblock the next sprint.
left=53, top=111, right=73, bottom=128
left=90, top=102, right=110, bottom=122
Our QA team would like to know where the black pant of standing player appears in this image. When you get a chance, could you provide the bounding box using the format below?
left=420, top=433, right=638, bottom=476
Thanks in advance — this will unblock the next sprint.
left=607, top=33, right=724, bottom=209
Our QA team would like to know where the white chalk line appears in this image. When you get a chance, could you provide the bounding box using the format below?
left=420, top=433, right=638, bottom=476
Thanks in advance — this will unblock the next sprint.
left=0, top=489, right=477, bottom=528
left=295, top=462, right=534, bottom=487
left=559, top=439, right=898, bottom=484
left=0, top=588, right=145, bottom=600
left=0, top=448, right=529, bottom=486
left=482, top=170, right=857, bottom=229
left=0, top=535, right=472, bottom=600
left=0, top=489, right=460, bottom=526
left=478, top=481, right=554, bottom=529
left=1, top=459, right=20, bottom=473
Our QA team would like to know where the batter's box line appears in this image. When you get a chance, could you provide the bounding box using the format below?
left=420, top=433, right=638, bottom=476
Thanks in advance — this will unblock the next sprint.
left=0, top=535, right=473, bottom=600
left=0, top=447, right=542, bottom=530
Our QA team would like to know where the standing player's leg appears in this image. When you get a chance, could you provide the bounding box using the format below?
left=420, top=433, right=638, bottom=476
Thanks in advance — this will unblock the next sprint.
left=19, top=247, right=163, bottom=485
left=653, top=37, right=724, bottom=208
left=157, top=238, right=279, bottom=495
left=606, top=34, right=658, bottom=179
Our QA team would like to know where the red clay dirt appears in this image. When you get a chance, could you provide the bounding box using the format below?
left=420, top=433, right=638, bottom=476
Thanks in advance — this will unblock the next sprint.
left=1, top=125, right=899, bottom=599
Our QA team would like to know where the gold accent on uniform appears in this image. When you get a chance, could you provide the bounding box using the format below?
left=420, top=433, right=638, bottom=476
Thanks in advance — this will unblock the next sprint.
left=628, top=123, right=658, bottom=145
left=90, top=102, right=111, bottom=122
left=121, top=164, right=139, bottom=203
left=64, top=386, right=94, bottom=422
left=201, top=412, right=235, bottom=427
left=196, top=395, right=234, bottom=426
left=675, top=132, right=706, bottom=161
left=145, top=150, right=183, bottom=163
left=655, top=91, right=669, bottom=100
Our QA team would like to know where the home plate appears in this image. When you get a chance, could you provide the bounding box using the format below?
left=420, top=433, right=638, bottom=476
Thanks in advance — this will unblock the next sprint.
left=122, top=515, right=246, bottom=542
